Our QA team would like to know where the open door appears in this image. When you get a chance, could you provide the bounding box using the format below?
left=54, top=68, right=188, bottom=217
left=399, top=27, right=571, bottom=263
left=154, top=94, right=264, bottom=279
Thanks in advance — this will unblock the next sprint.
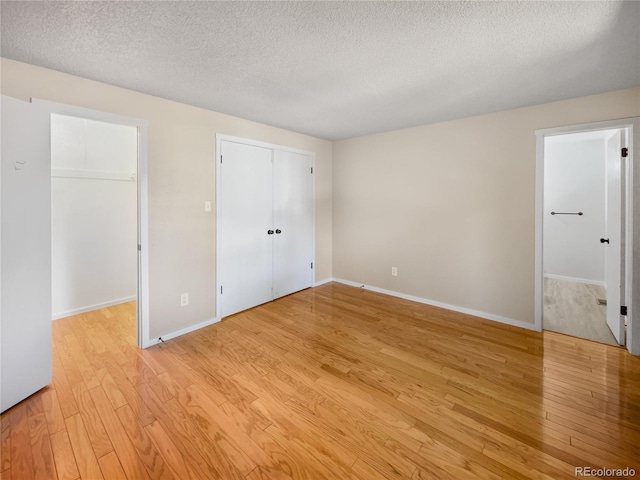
left=604, top=130, right=624, bottom=345
left=1, top=96, right=52, bottom=412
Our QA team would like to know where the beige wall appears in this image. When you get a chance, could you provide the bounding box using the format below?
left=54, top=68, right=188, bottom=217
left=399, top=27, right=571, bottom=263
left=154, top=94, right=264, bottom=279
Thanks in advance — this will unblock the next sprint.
left=3, top=57, right=639, bottom=335
left=333, top=87, right=640, bottom=325
left=1, top=58, right=333, bottom=339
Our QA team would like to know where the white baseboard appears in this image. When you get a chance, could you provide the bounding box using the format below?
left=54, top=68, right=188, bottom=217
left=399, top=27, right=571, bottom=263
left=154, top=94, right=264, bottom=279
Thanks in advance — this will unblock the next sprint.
left=144, top=279, right=335, bottom=348
left=543, top=274, right=606, bottom=288
left=144, top=316, right=220, bottom=348
left=148, top=279, right=332, bottom=346
left=143, top=277, right=537, bottom=347
left=52, top=295, right=136, bottom=320
left=331, top=278, right=538, bottom=332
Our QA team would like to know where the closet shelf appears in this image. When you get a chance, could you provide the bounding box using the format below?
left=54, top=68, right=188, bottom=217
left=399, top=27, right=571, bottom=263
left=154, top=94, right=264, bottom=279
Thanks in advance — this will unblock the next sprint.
left=51, top=168, right=136, bottom=181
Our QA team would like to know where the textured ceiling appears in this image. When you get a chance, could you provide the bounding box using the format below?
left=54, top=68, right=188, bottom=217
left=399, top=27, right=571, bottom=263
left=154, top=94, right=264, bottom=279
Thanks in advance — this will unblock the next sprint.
left=1, top=1, right=639, bottom=140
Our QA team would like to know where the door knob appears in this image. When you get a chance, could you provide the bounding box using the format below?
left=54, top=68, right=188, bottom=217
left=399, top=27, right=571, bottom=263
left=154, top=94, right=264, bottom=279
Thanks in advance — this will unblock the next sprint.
left=267, top=230, right=274, bottom=235
left=600, top=238, right=610, bottom=244
left=275, top=229, right=282, bottom=234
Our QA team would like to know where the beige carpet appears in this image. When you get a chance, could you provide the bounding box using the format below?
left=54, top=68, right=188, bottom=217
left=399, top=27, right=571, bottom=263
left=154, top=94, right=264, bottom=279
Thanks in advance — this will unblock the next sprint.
left=543, top=277, right=619, bottom=346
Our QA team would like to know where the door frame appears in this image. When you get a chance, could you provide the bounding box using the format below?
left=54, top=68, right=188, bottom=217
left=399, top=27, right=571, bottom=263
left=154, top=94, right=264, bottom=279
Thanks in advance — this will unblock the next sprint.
left=32, top=99, right=150, bottom=348
left=534, top=117, right=640, bottom=355
left=215, top=133, right=316, bottom=320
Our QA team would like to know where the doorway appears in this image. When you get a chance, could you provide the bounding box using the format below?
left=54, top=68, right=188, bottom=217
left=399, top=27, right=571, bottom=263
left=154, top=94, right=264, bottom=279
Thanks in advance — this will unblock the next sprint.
left=535, top=117, right=640, bottom=355
left=51, top=114, right=138, bottom=323
left=34, top=99, right=150, bottom=348
left=542, top=129, right=623, bottom=345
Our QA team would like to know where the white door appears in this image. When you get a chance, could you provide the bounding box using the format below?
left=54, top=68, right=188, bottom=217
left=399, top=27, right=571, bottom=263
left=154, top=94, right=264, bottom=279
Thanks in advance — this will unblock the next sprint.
left=1, top=96, right=52, bottom=412
left=604, top=130, right=624, bottom=344
left=219, top=140, right=274, bottom=317
left=273, top=150, right=314, bottom=298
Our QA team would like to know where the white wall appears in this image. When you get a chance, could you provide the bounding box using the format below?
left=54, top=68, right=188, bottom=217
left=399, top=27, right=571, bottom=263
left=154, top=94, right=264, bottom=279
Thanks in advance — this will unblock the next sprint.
left=543, top=135, right=606, bottom=284
left=51, top=114, right=137, bottom=318
left=333, top=87, right=640, bottom=326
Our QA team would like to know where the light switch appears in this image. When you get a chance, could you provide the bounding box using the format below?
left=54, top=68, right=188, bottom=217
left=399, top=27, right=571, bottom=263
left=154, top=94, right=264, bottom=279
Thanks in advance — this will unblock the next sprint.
left=204, top=201, right=212, bottom=212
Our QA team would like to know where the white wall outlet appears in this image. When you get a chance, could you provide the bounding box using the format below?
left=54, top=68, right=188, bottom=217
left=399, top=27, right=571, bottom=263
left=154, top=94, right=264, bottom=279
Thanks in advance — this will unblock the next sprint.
left=391, top=266, right=398, bottom=276
left=204, top=201, right=212, bottom=212
left=180, top=293, right=189, bottom=306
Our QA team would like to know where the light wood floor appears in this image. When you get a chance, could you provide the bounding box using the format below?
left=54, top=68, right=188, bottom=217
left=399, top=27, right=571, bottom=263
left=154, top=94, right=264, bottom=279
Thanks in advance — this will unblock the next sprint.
left=544, top=277, right=618, bottom=346
left=2, top=283, right=640, bottom=480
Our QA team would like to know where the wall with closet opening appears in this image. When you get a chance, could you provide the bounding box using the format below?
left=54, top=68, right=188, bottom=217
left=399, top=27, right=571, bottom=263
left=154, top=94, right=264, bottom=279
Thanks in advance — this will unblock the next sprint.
left=51, top=114, right=137, bottom=319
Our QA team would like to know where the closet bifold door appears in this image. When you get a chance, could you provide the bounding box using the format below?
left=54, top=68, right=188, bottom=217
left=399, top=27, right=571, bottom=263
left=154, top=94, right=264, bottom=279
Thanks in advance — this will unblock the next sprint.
left=219, top=140, right=274, bottom=317
left=273, top=150, right=314, bottom=298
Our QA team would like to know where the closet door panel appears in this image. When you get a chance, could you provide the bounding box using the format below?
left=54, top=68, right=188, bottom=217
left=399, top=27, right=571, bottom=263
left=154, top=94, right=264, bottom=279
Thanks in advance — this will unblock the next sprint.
left=219, top=141, right=273, bottom=317
left=273, top=150, right=314, bottom=298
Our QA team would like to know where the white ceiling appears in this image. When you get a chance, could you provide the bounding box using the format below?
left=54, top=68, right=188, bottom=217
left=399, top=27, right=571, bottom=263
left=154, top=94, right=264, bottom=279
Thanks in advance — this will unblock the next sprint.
left=1, top=1, right=639, bottom=141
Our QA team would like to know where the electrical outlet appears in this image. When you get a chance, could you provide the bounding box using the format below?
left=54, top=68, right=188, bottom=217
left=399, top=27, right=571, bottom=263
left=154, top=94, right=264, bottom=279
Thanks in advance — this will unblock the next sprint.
left=204, top=201, right=212, bottom=212
left=180, top=293, right=189, bottom=306
left=391, top=267, right=398, bottom=276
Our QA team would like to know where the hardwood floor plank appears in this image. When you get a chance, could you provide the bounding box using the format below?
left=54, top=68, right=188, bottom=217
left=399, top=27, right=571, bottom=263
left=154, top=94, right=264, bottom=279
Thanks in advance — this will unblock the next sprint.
left=88, top=386, right=152, bottom=480
left=282, top=366, right=423, bottom=454
left=412, top=465, right=459, bottom=480
left=166, top=390, right=252, bottom=480
left=256, top=397, right=359, bottom=471
left=218, top=402, right=304, bottom=480
left=134, top=385, right=223, bottom=479
left=51, top=352, right=79, bottom=418
left=142, top=345, right=198, bottom=389
left=144, top=420, right=202, bottom=480
left=63, top=333, right=100, bottom=390
left=451, top=403, right=605, bottom=470
left=1, top=418, right=11, bottom=472
left=9, top=405, right=34, bottom=480
left=64, top=414, right=104, bottom=480
left=386, top=438, right=505, bottom=480
left=282, top=395, right=417, bottom=479
left=99, top=355, right=157, bottom=427
left=39, top=389, right=66, bottom=437
left=95, top=369, right=128, bottom=410
left=180, top=385, right=274, bottom=472
left=70, top=383, right=113, bottom=459
left=49, top=429, right=80, bottom=480
left=53, top=335, right=84, bottom=387
left=27, top=413, right=56, bottom=480
left=97, top=451, right=127, bottom=480
left=481, top=442, right=580, bottom=480
left=115, top=404, right=174, bottom=480
left=264, top=421, right=353, bottom=480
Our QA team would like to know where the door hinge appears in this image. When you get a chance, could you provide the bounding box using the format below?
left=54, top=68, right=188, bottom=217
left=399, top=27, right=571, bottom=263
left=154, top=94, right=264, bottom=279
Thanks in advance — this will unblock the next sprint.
left=621, top=305, right=627, bottom=316
left=138, top=244, right=141, bottom=251
left=311, top=167, right=313, bottom=174
left=221, top=286, right=223, bottom=294
left=220, top=155, right=223, bottom=164
left=621, top=147, right=628, bottom=158
left=311, top=262, right=313, bottom=269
